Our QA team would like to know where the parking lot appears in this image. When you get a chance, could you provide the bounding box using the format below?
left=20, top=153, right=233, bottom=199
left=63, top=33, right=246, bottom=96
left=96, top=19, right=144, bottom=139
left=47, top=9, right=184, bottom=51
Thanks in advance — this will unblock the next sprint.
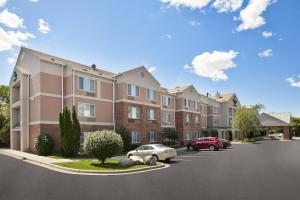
left=1, top=140, right=300, bottom=200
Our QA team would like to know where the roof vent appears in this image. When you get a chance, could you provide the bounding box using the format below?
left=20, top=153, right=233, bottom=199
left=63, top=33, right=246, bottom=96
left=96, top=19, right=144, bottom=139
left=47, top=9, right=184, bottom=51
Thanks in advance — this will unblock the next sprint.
left=91, top=64, right=96, bottom=70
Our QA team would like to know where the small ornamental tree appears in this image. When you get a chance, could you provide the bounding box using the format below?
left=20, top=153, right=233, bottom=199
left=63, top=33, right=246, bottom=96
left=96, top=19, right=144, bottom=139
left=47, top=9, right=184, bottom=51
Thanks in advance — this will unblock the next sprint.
left=72, top=106, right=81, bottom=155
left=162, top=128, right=178, bottom=145
left=84, top=130, right=124, bottom=164
left=34, top=133, right=54, bottom=156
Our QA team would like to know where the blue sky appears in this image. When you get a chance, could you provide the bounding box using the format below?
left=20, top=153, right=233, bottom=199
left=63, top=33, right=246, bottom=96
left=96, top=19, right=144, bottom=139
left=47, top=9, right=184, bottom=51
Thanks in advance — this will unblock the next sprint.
left=0, top=0, right=299, bottom=116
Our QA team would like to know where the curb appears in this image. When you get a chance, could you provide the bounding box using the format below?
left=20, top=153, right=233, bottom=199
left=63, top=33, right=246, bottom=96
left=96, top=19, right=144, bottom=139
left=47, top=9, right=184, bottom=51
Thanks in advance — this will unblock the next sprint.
left=51, top=162, right=165, bottom=174
left=0, top=149, right=167, bottom=175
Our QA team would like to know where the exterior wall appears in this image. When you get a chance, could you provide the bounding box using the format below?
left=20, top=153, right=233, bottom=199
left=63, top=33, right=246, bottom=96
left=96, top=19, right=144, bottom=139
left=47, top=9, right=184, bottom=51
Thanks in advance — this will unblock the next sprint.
left=115, top=102, right=162, bottom=144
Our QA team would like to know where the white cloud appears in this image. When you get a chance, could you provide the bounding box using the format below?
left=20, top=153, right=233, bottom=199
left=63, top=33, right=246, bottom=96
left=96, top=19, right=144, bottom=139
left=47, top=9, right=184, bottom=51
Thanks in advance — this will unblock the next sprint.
left=147, top=67, right=157, bottom=73
left=0, top=9, right=25, bottom=29
left=0, top=0, right=7, bottom=7
left=161, top=0, right=211, bottom=10
left=0, top=27, right=35, bottom=51
left=236, top=0, right=276, bottom=32
left=258, top=49, right=272, bottom=58
left=186, top=50, right=239, bottom=81
left=189, top=20, right=200, bottom=27
left=38, top=18, right=50, bottom=34
left=213, top=0, right=243, bottom=13
left=7, top=57, right=16, bottom=65
left=262, top=31, right=272, bottom=38
left=29, top=0, right=39, bottom=2
left=161, top=34, right=173, bottom=39
left=286, top=76, right=300, bottom=88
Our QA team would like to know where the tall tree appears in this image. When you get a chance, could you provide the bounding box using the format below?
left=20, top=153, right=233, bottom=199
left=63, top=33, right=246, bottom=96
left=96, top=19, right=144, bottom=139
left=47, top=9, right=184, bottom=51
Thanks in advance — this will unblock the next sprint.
left=0, top=85, right=10, bottom=147
left=232, top=104, right=262, bottom=138
left=60, top=107, right=74, bottom=157
left=72, top=106, right=81, bottom=155
left=292, top=117, right=300, bottom=136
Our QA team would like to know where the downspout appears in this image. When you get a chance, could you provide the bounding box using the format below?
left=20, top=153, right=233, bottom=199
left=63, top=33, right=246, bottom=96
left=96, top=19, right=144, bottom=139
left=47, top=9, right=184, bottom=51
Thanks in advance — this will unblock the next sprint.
left=112, top=75, right=116, bottom=131
left=61, top=64, right=64, bottom=112
left=72, top=69, right=75, bottom=106
left=27, top=74, right=30, bottom=151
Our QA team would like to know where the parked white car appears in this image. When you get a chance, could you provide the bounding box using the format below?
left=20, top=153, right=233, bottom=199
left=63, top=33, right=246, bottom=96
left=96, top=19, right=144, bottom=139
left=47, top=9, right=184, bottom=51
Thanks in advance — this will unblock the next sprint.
left=127, top=144, right=177, bottom=162
left=268, top=133, right=283, bottom=139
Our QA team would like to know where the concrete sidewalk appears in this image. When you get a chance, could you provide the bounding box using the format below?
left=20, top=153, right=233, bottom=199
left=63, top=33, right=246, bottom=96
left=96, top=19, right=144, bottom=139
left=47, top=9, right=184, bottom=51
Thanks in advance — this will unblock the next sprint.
left=0, top=149, right=72, bottom=164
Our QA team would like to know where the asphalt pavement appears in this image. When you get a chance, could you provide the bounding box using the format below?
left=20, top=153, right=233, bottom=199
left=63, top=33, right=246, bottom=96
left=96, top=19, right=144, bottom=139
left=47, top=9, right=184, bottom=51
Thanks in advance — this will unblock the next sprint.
left=1, top=140, right=300, bottom=200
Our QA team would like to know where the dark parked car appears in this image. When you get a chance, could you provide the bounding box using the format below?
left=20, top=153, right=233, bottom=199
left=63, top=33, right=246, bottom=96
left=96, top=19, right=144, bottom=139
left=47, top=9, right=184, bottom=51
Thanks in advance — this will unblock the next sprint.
left=187, top=137, right=223, bottom=151
left=219, top=139, right=231, bottom=149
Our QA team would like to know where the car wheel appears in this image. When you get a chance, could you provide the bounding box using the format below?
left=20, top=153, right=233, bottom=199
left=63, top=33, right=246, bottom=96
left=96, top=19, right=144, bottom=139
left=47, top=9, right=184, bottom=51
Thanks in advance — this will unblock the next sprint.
left=128, top=154, right=133, bottom=158
left=209, top=145, right=215, bottom=151
left=152, top=155, right=159, bottom=161
left=165, top=158, right=171, bottom=162
left=187, top=145, right=191, bottom=151
left=224, top=146, right=227, bottom=149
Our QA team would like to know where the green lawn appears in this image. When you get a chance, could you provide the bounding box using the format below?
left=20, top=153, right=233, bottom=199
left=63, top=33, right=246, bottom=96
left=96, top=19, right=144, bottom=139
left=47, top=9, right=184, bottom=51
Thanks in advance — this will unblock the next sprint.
left=55, top=159, right=148, bottom=171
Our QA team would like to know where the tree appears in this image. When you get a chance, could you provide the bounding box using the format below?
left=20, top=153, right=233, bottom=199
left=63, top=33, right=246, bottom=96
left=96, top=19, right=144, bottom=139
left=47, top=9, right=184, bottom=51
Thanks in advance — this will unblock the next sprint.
left=72, top=106, right=81, bottom=155
left=116, top=126, right=131, bottom=152
left=84, top=130, right=123, bottom=164
left=232, top=104, right=262, bottom=138
left=292, top=117, right=300, bottom=136
left=0, top=85, right=10, bottom=147
left=60, top=107, right=73, bottom=157
left=34, top=133, right=54, bottom=156
left=162, top=128, right=178, bottom=145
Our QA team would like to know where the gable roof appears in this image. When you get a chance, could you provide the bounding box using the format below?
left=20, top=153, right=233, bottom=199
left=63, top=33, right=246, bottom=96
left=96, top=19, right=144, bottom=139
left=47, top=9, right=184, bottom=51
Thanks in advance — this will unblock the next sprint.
left=268, top=112, right=292, bottom=124
left=116, top=66, right=161, bottom=86
left=259, top=113, right=291, bottom=127
left=211, top=93, right=236, bottom=102
left=20, top=47, right=115, bottom=79
left=167, top=85, right=198, bottom=94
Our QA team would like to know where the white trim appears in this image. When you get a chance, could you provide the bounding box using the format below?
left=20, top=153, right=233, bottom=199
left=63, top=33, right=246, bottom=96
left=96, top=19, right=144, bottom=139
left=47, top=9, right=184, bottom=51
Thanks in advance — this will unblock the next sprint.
left=30, top=92, right=113, bottom=103
left=161, top=125, right=176, bottom=128
left=29, top=121, right=114, bottom=126
left=116, top=99, right=160, bottom=108
left=12, top=101, right=20, bottom=108
left=161, top=108, right=175, bottom=112
left=175, top=109, right=201, bottom=114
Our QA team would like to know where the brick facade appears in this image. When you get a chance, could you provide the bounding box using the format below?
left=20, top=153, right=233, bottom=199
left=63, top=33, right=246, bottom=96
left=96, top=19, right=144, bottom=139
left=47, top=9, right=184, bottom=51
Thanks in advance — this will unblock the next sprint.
left=115, top=102, right=163, bottom=144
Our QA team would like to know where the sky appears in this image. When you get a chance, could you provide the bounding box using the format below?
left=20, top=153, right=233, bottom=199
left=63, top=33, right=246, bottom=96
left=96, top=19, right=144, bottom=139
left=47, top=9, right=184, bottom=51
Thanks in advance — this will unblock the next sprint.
left=0, top=0, right=299, bottom=116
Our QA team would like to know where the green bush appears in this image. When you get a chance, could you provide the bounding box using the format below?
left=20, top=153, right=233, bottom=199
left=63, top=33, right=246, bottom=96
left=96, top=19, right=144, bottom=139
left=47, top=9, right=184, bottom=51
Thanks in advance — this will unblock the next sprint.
left=34, top=133, right=54, bottom=156
left=116, top=126, right=131, bottom=152
left=84, top=130, right=123, bottom=163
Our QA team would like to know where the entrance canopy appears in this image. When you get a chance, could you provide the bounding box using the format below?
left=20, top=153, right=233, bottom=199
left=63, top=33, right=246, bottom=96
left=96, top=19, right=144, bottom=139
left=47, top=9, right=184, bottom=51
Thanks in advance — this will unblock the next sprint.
left=259, top=113, right=292, bottom=140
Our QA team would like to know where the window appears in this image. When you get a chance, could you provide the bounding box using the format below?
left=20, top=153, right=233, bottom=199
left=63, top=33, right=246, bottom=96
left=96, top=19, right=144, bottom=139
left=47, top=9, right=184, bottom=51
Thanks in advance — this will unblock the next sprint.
left=128, top=107, right=140, bottom=119
left=80, top=132, right=89, bottom=144
left=196, top=132, right=203, bottom=139
left=148, top=109, right=156, bottom=120
left=78, top=77, right=95, bottom=92
left=184, top=98, right=189, bottom=108
left=229, top=118, right=232, bottom=127
left=78, top=103, right=95, bottom=117
left=148, top=132, right=157, bottom=142
left=195, top=115, right=200, bottom=124
left=128, top=84, right=140, bottom=96
left=163, top=113, right=171, bottom=123
left=195, top=101, right=200, bottom=110
left=214, top=119, right=219, bottom=125
left=162, top=96, right=170, bottom=106
left=185, top=113, right=191, bottom=123
left=229, top=108, right=233, bottom=116
left=131, top=132, right=141, bottom=144
left=147, top=89, right=156, bottom=101
left=184, top=132, right=192, bottom=140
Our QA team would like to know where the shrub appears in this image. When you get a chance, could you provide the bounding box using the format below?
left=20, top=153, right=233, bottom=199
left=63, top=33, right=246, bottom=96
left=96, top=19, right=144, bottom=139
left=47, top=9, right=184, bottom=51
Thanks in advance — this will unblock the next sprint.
left=116, top=126, right=131, bottom=152
left=84, top=130, right=123, bottom=163
left=162, top=128, right=178, bottom=144
left=34, top=133, right=54, bottom=156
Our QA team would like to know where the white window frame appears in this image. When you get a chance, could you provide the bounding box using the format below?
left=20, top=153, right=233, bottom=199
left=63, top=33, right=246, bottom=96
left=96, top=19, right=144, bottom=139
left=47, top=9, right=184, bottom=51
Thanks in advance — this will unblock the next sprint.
left=128, top=106, right=140, bottom=119
left=163, top=113, right=171, bottom=123
left=195, top=101, right=200, bottom=110
left=78, top=76, right=95, bottom=93
left=184, top=98, right=189, bottom=108
left=147, top=89, right=156, bottom=101
left=162, top=95, right=170, bottom=106
left=185, top=113, right=191, bottom=123
left=128, top=84, right=140, bottom=97
left=78, top=103, right=96, bottom=117
left=148, top=131, right=156, bottom=142
left=131, top=131, right=141, bottom=144
left=195, top=115, right=200, bottom=124
left=148, top=109, right=156, bottom=121
left=185, top=132, right=192, bottom=141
